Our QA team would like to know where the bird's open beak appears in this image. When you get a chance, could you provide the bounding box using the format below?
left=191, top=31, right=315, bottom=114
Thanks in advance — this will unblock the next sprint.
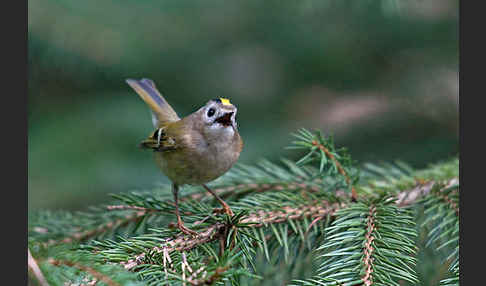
left=215, top=112, right=234, bottom=127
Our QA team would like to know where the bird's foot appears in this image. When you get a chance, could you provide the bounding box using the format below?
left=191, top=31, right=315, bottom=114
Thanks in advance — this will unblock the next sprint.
left=212, top=205, right=234, bottom=217
left=179, top=223, right=198, bottom=236
left=202, top=184, right=234, bottom=217
left=169, top=222, right=198, bottom=236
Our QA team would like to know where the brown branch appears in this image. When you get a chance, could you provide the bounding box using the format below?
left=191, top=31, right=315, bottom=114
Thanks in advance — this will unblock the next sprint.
left=362, top=205, right=377, bottom=286
left=121, top=201, right=344, bottom=270
left=311, top=140, right=358, bottom=200
left=186, top=181, right=321, bottom=202
left=34, top=177, right=458, bottom=286
left=396, top=178, right=459, bottom=207
left=431, top=179, right=459, bottom=215
left=28, top=249, right=50, bottom=286
left=44, top=175, right=440, bottom=247
left=121, top=178, right=459, bottom=271
left=44, top=208, right=151, bottom=246
left=48, top=258, right=120, bottom=286
left=106, top=205, right=154, bottom=211
left=65, top=278, right=98, bottom=286
left=359, top=179, right=458, bottom=285
left=437, top=192, right=459, bottom=216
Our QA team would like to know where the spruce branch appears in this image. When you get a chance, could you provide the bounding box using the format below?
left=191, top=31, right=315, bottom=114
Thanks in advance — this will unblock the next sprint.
left=41, top=208, right=150, bottom=246
left=36, top=174, right=440, bottom=249
left=185, top=159, right=325, bottom=203
left=28, top=248, right=49, bottom=286
left=360, top=158, right=458, bottom=196
left=28, top=128, right=459, bottom=286
left=440, top=263, right=459, bottom=286
left=47, top=258, right=121, bottom=286
left=29, top=243, right=144, bottom=286
left=118, top=201, right=343, bottom=271
left=396, top=178, right=458, bottom=207
left=32, top=158, right=454, bottom=249
left=100, top=178, right=456, bottom=278
left=310, top=139, right=357, bottom=200
left=420, top=181, right=460, bottom=285
left=289, top=129, right=359, bottom=200
left=30, top=175, right=457, bottom=285
left=293, top=197, right=419, bottom=286
left=187, top=181, right=321, bottom=202
left=362, top=205, right=377, bottom=286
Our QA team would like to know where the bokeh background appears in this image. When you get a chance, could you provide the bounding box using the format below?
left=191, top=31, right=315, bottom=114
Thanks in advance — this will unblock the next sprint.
left=28, top=0, right=458, bottom=211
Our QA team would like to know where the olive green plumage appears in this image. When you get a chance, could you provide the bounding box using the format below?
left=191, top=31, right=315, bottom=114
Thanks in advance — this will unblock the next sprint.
left=126, top=78, right=243, bottom=185
left=126, top=78, right=242, bottom=234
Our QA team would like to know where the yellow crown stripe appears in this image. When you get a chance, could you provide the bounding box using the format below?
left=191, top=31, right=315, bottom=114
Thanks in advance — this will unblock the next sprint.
left=220, top=98, right=231, bottom=106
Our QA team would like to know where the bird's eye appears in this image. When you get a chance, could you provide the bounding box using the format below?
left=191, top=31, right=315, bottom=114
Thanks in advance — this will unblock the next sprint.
left=207, top=108, right=216, bottom=117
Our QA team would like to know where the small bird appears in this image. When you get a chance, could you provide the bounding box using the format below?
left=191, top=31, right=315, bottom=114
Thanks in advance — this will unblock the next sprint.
left=126, top=78, right=243, bottom=235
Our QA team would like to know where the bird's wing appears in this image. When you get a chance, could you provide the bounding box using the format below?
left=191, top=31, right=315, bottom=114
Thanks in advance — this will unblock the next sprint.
left=139, top=127, right=178, bottom=152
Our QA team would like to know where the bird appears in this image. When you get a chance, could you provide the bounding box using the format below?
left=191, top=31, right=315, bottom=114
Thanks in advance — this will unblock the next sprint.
left=126, top=78, right=243, bottom=235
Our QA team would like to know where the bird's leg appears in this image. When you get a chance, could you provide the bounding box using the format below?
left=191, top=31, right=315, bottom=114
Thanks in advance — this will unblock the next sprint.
left=202, top=184, right=234, bottom=216
left=172, top=184, right=198, bottom=235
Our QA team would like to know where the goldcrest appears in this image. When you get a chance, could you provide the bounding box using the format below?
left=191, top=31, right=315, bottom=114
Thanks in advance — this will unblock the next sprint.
left=126, top=78, right=243, bottom=235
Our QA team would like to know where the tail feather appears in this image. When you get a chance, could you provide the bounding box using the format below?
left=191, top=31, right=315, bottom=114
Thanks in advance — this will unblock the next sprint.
left=140, top=78, right=156, bottom=89
left=126, top=78, right=180, bottom=127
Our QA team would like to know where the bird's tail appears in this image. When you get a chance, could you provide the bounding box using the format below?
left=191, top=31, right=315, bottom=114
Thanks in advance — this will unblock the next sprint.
left=126, top=78, right=180, bottom=127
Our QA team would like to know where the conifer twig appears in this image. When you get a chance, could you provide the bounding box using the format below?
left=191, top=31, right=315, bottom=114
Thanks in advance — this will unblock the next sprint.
left=121, top=201, right=343, bottom=270
left=436, top=190, right=459, bottom=215
left=43, top=178, right=456, bottom=250
left=106, top=205, right=154, bottom=211
left=120, top=178, right=458, bottom=271
left=47, top=258, right=120, bottom=286
left=362, top=205, right=377, bottom=286
left=45, top=209, right=149, bottom=246
left=396, top=178, right=458, bottom=207
left=311, top=140, right=358, bottom=200
left=28, top=248, right=50, bottom=286
left=187, top=182, right=321, bottom=201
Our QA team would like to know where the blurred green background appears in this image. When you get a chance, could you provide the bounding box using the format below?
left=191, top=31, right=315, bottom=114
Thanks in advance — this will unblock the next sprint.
left=28, top=0, right=458, bottom=211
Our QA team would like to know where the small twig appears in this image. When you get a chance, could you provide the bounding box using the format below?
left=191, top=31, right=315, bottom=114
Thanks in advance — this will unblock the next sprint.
left=186, top=266, right=230, bottom=286
left=311, top=140, right=358, bottom=200
left=432, top=181, right=459, bottom=216
left=28, top=249, right=50, bottom=286
left=396, top=178, right=459, bottom=207
left=305, top=216, right=324, bottom=236
left=45, top=209, right=150, bottom=246
left=186, top=181, right=321, bottom=202
left=48, top=258, right=120, bottom=286
left=122, top=223, right=228, bottom=270
left=437, top=192, right=459, bottom=216
left=65, top=278, right=98, bottom=286
left=106, top=205, right=154, bottom=211
left=395, top=181, right=436, bottom=207
left=181, top=252, right=186, bottom=286
left=163, top=246, right=170, bottom=279
left=362, top=205, right=377, bottom=286
left=229, top=227, right=238, bottom=250
left=218, top=232, right=226, bottom=257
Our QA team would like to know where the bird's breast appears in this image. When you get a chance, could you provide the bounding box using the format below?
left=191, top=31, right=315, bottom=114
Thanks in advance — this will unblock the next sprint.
left=154, top=131, right=241, bottom=185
